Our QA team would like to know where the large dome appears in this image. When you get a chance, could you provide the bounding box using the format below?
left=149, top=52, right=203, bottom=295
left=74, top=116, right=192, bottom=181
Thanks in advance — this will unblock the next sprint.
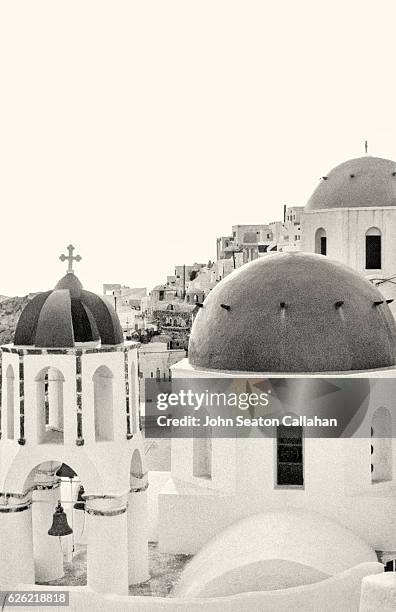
left=306, top=156, right=396, bottom=210
left=188, top=252, right=396, bottom=373
left=14, top=273, right=123, bottom=348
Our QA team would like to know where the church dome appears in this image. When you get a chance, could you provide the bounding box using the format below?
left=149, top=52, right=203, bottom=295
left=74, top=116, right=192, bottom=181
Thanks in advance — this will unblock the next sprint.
left=306, top=156, right=396, bottom=210
left=188, top=252, right=396, bottom=373
left=14, top=272, right=123, bottom=348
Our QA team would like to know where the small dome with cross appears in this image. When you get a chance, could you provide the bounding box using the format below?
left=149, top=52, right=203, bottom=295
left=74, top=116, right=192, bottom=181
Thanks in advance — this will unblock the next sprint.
left=306, top=156, right=396, bottom=210
left=14, top=246, right=123, bottom=348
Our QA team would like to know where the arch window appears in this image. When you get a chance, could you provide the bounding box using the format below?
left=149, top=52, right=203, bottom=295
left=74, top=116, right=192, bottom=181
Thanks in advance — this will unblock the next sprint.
left=315, top=228, right=327, bottom=255
left=130, top=449, right=144, bottom=480
left=93, top=366, right=114, bottom=441
left=36, top=367, right=65, bottom=444
left=366, top=227, right=382, bottom=269
left=6, top=365, right=15, bottom=440
left=371, top=407, right=392, bottom=483
left=130, top=449, right=145, bottom=490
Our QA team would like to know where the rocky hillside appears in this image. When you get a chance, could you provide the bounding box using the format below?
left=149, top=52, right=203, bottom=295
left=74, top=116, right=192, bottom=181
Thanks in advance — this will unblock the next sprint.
left=0, top=295, right=31, bottom=345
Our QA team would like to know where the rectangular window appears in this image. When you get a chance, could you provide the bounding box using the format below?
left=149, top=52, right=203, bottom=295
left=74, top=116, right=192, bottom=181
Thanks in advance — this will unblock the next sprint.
left=366, top=235, right=381, bottom=269
left=277, top=425, right=303, bottom=486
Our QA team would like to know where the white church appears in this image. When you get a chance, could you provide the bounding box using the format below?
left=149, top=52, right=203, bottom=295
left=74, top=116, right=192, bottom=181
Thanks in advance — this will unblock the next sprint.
left=301, top=154, right=396, bottom=314
left=157, top=154, right=396, bottom=608
left=162, top=251, right=396, bottom=602
left=0, top=154, right=396, bottom=610
left=0, top=247, right=149, bottom=596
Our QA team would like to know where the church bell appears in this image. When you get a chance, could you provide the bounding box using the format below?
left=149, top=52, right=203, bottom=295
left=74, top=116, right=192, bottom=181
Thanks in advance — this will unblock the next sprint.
left=48, top=501, right=73, bottom=537
left=73, top=485, right=85, bottom=511
left=55, top=463, right=77, bottom=479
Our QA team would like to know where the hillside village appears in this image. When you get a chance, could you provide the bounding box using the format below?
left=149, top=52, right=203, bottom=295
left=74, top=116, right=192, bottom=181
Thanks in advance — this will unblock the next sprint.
left=0, top=205, right=304, bottom=395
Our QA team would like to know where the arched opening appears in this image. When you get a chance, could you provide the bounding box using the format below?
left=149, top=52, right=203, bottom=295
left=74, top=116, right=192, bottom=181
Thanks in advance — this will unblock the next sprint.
left=36, top=368, right=65, bottom=444
left=371, top=407, right=392, bottom=483
left=24, top=461, right=87, bottom=587
left=314, top=228, right=327, bottom=255
left=130, top=448, right=144, bottom=482
left=366, top=227, right=382, bottom=269
left=6, top=365, right=15, bottom=440
left=92, top=366, right=114, bottom=441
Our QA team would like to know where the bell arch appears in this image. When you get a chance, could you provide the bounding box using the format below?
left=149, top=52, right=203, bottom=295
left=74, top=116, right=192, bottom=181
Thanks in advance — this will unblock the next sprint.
left=314, top=227, right=327, bottom=255
left=92, top=365, right=114, bottom=441
left=365, top=227, right=382, bottom=269
left=22, top=460, right=86, bottom=585
left=35, top=367, right=65, bottom=444
left=18, top=454, right=103, bottom=497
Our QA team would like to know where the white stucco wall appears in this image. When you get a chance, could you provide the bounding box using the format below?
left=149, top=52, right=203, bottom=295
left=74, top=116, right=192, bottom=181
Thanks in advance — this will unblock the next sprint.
left=0, top=344, right=146, bottom=496
left=158, top=360, right=396, bottom=554
left=301, top=207, right=396, bottom=315
left=174, top=510, right=377, bottom=597
left=12, top=562, right=384, bottom=612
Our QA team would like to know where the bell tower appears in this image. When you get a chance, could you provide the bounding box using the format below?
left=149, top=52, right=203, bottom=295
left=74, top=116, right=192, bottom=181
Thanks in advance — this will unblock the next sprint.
left=0, top=247, right=148, bottom=594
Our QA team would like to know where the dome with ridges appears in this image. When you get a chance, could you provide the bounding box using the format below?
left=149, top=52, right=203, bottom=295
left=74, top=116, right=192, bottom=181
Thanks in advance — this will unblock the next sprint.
left=14, top=273, right=123, bottom=348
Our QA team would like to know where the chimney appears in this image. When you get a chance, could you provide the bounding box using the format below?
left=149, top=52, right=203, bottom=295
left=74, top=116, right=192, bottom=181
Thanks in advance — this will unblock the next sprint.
left=283, top=204, right=287, bottom=223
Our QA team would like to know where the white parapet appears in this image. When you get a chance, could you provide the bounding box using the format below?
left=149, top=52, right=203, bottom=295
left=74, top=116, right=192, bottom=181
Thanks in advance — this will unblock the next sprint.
left=360, top=572, right=396, bottom=611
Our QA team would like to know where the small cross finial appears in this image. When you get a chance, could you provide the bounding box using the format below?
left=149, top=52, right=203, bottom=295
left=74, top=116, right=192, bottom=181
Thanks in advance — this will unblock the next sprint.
left=365, top=140, right=368, bottom=154
left=59, top=244, right=82, bottom=274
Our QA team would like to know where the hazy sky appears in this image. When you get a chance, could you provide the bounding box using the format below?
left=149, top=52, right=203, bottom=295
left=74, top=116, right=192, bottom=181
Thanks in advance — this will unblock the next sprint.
left=1, top=0, right=396, bottom=296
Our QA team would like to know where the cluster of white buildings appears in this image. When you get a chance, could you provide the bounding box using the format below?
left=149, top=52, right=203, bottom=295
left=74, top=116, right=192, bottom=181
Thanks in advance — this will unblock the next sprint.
left=1, top=153, right=396, bottom=611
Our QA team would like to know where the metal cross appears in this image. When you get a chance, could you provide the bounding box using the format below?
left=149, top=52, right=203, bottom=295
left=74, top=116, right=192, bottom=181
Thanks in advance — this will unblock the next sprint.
left=365, top=140, right=368, bottom=154
left=59, top=244, right=82, bottom=274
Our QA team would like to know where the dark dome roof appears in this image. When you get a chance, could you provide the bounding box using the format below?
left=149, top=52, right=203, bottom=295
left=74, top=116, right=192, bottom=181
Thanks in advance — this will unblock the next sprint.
left=188, top=252, right=396, bottom=373
left=14, top=273, right=123, bottom=348
left=306, top=156, right=396, bottom=210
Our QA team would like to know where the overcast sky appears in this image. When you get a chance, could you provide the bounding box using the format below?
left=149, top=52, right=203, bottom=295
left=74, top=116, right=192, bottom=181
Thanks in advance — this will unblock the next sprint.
left=1, top=0, right=396, bottom=295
